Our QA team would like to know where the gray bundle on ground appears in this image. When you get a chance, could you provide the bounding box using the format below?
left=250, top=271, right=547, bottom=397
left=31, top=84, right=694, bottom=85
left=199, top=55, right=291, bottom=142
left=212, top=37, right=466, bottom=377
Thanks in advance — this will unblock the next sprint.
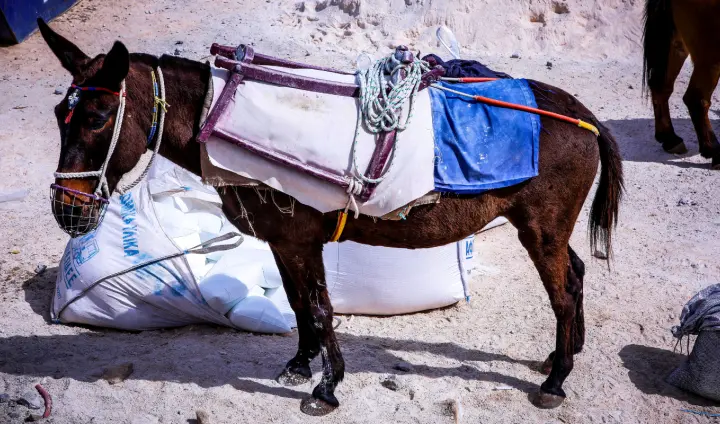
left=666, top=283, right=720, bottom=402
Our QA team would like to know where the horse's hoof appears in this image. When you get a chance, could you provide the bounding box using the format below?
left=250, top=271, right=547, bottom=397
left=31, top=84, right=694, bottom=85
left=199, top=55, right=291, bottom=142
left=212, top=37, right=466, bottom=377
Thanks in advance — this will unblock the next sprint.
left=530, top=389, right=566, bottom=409
left=300, top=395, right=338, bottom=416
left=663, top=140, right=688, bottom=155
left=276, top=368, right=311, bottom=387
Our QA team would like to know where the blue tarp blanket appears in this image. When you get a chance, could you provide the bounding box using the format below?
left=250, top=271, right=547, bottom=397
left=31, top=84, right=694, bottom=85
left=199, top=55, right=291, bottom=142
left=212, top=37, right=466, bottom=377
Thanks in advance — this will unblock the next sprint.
left=429, top=79, right=541, bottom=194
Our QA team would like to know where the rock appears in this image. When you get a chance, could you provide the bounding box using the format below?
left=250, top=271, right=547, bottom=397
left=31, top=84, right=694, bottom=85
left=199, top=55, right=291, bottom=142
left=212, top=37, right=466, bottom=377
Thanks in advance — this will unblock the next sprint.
left=174, top=48, right=182, bottom=56
left=295, top=1, right=305, bottom=12
left=628, top=84, right=634, bottom=89
left=593, top=249, right=608, bottom=260
left=16, top=388, right=43, bottom=410
left=26, top=413, right=44, bottom=422
left=101, top=362, right=134, bottom=384
left=380, top=375, right=400, bottom=391
left=0, top=394, right=9, bottom=403
left=546, top=61, right=553, bottom=69
left=53, top=88, right=63, bottom=95
left=34, top=264, right=47, bottom=275
left=393, top=361, right=414, bottom=372
left=9, top=249, right=19, bottom=254
left=175, top=40, right=184, bottom=45
left=511, top=53, right=520, bottom=59
left=196, top=409, right=211, bottom=424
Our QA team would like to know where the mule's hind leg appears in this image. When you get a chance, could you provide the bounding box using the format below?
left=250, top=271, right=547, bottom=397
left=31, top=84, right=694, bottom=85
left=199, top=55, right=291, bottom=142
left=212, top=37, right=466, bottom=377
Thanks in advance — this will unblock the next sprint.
left=271, top=247, right=320, bottom=386
left=273, top=243, right=344, bottom=416
left=568, top=246, right=586, bottom=354
left=682, top=63, right=720, bottom=168
left=510, top=215, right=578, bottom=409
left=539, top=245, right=586, bottom=375
left=650, top=32, right=689, bottom=154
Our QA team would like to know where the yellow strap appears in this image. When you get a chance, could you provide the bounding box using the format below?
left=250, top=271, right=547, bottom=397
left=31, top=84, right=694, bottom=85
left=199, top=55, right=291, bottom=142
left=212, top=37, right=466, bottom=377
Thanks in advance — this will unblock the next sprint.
left=577, top=120, right=600, bottom=136
left=330, top=211, right=348, bottom=242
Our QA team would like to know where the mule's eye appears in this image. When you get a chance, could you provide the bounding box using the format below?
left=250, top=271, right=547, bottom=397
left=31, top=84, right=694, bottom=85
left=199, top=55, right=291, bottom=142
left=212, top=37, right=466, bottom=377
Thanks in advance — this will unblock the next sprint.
left=87, top=115, right=109, bottom=130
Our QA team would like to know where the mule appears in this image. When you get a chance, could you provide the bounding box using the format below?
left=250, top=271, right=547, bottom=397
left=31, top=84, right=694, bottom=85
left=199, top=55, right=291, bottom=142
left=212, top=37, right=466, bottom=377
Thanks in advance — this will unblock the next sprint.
left=643, top=0, right=720, bottom=168
left=37, top=19, right=623, bottom=415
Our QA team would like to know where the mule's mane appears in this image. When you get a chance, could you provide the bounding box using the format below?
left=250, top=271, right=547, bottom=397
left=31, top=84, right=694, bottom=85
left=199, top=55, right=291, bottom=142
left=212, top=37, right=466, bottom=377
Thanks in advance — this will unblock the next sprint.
left=127, top=52, right=209, bottom=73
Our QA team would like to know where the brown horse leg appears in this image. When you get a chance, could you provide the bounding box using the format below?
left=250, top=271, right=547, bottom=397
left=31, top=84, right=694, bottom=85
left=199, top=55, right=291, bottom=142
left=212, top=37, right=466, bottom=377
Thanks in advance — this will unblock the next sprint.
left=539, top=245, right=585, bottom=375
left=651, top=33, right=689, bottom=154
left=682, top=63, right=720, bottom=167
left=568, top=245, right=585, bottom=354
left=512, top=217, right=577, bottom=409
left=271, top=247, right=320, bottom=386
left=272, top=242, right=344, bottom=416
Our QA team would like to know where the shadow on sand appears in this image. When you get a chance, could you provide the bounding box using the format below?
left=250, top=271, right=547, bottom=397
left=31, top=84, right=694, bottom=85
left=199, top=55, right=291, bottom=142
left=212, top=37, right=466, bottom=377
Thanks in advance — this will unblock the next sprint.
left=12, top=267, right=542, bottom=401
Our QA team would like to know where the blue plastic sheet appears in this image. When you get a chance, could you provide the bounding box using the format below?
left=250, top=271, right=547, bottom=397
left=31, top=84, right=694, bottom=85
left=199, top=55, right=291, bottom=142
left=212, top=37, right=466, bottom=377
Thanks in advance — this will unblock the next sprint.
left=429, top=79, right=541, bottom=194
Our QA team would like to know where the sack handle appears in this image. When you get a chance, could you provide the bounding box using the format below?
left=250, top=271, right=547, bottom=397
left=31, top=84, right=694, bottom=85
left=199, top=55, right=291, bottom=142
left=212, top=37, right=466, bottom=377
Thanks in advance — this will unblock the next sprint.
left=185, top=232, right=244, bottom=254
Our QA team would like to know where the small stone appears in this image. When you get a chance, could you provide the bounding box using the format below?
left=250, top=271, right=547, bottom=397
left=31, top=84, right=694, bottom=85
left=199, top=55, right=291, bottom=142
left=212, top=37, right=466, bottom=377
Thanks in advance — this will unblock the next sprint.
left=101, top=362, right=134, bottom=384
left=380, top=375, right=400, bottom=391
left=35, top=264, right=47, bottom=275
left=0, top=393, right=9, bottom=403
left=546, top=61, right=553, bottom=69
left=9, top=249, right=19, bottom=254
left=53, top=88, right=63, bottom=95
left=510, top=53, right=520, bottom=59
left=175, top=40, right=184, bottom=45
left=174, top=48, right=181, bottom=56
left=196, top=409, right=211, bottom=424
left=628, top=84, right=634, bottom=89
left=27, top=413, right=45, bottom=422
left=17, top=388, right=43, bottom=410
left=593, top=250, right=608, bottom=260
left=393, top=361, right=413, bottom=372
left=295, top=1, right=305, bottom=11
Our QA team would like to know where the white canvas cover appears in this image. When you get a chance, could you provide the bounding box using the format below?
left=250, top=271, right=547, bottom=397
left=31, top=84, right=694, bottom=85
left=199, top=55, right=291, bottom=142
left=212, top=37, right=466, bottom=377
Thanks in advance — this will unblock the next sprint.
left=203, top=66, right=437, bottom=216
left=52, top=157, right=480, bottom=333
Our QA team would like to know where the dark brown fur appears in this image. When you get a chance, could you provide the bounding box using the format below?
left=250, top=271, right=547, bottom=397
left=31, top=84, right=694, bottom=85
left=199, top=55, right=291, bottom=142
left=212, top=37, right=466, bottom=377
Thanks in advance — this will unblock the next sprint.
left=38, top=19, right=623, bottom=415
left=643, top=0, right=720, bottom=168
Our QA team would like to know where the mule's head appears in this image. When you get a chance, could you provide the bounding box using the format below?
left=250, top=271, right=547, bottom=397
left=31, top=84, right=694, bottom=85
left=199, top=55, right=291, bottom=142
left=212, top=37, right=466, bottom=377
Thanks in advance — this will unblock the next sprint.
left=38, top=19, right=151, bottom=236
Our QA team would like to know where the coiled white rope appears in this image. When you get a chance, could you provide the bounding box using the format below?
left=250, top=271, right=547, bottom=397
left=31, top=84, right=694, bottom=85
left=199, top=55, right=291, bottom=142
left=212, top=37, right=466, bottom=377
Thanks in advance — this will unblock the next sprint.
left=345, top=52, right=430, bottom=217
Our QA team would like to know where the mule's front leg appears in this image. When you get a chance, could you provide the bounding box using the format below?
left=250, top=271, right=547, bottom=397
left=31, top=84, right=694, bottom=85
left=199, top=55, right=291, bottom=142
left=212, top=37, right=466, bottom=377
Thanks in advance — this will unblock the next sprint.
left=273, top=243, right=345, bottom=416
left=271, top=247, right=320, bottom=386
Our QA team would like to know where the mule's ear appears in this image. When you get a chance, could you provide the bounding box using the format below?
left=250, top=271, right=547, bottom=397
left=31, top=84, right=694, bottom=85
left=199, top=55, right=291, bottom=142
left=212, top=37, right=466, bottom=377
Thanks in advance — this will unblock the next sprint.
left=97, top=41, right=130, bottom=89
left=36, top=18, right=89, bottom=74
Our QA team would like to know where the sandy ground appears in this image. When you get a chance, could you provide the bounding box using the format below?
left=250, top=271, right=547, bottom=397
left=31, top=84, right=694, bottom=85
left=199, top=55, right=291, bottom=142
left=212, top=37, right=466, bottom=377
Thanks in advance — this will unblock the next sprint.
left=1, top=0, right=720, bottom=423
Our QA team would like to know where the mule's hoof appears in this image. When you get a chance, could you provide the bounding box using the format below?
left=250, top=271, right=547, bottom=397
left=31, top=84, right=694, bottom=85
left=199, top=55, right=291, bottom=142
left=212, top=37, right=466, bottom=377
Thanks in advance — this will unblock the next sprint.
left=530, top=390, right=566, bottom=409
left=663, top=140, right=688, bottom=155
left=300, top=395, right=338, bottom=416
left=539, top=357, right=553, bottom=375
left=276, top=368, right=311, bottom=387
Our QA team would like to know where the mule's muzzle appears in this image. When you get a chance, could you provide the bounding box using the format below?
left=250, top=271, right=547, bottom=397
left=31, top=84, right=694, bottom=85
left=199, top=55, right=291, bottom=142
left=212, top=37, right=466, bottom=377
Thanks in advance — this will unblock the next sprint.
left=50, top=184, right=109, bottom=237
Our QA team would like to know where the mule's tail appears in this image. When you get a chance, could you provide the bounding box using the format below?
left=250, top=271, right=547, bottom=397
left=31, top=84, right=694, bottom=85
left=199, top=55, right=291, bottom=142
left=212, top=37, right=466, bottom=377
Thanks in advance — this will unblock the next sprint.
left=642, top=0, right=676, bottom=96
left=589, top=122, right=624, bottom=261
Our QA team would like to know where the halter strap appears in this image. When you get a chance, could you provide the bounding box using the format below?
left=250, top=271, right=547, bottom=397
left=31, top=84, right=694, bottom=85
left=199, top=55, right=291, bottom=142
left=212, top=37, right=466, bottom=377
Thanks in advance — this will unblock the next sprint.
left=54, top=67, right=169, bottom=198
left=69, top=84, right=120, bottom=96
